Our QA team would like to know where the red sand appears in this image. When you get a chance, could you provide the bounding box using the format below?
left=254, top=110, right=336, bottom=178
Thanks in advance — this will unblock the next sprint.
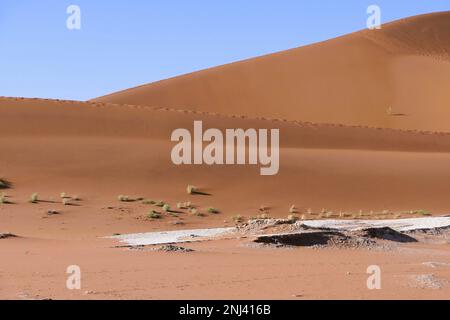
left=1, top=12, right=450, bottom=299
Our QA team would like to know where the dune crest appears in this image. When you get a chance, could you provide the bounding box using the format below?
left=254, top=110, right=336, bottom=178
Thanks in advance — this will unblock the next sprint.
left=93, top=12, right=450, bottom=133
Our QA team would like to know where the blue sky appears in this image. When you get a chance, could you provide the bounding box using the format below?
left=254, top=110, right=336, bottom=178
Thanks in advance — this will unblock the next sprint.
left=0, top=0, right=448, bottom=100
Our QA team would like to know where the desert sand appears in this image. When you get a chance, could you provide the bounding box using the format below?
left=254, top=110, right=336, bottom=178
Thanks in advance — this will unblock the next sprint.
left=1, top=12, right=450, bottom=300
left=93, top=12, right=450, bottom=132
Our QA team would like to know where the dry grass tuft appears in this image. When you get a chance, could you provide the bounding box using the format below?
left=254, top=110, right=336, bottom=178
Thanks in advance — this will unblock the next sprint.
left=0, top=179, right=11, bottom=189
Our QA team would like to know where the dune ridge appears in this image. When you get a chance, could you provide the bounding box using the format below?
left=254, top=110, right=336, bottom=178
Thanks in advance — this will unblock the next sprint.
left=3, top=96, right=450, bottom=137
left=92, top=12, right=450, bottom=133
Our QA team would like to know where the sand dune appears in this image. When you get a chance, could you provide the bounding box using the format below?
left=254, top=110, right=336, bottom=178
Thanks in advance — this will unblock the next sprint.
left=93, top=12, right=450, bottom=132
left=2, top=12, right=450, bottom=300
left=2, top=96, right=450, bottom=218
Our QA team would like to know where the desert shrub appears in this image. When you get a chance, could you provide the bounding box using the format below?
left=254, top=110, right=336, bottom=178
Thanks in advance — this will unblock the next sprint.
left=188, top=208, right=203, bottom=217
left=60, top=192, right=67, bottom=199
left=207, top=207, right=219, bottom=214
left=62, top=198, right=70, bottom=206
left=178, top=201, right=192, bottom=209
left=117, top=195, right=130, bottom=202
left=142, top=199, right=156, bottom=205
left=0, top=179, right=10, bottom=189
left=162, top=204, right=171, bottom=212
left=289, top=205, right=297, bottom=214
left=0, top=193, right=6, bottom=204
left=154, top=201, right=165, bottom=207
left=148, top=211, right=162, bottom=219
left=29, top=193, right=38, bottom=204
left=287, top=214, right=298, bottom=222
left=257, top=213, right=270, bottom=220
left=187, top=185, right=197, bottom=195
left=232, top=214, right=243, bottom=223
left=415, top=210, right=431, bottom=216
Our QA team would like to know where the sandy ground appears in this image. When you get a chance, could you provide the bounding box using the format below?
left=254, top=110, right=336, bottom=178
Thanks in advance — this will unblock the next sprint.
left=1, top=236, right=450, bottom=300
left=1, top=12, right=450, bottom=300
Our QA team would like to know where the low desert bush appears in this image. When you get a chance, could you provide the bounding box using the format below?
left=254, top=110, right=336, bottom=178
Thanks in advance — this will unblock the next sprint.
left=0, top=179, right=10, bottom=189
left=0, top=193, right=6, bottom=204
left=207, top=207, right=219, bottom=214
left=188, top=208, right=204, bottom=217
left=162, top=204, right=171, bottom=212
left=29, top=193, right=38, bottom=204
left=117, top=195, right=130, bottom=202
left=287, top=214, right=298, bottom=222
left=148, top=211, right=162, bottom=219
left=142, top=199, right=156, bottom=205
left=256, top=213, right=270, bottom=220
left=187, top=185, right=197, bottom=195
left=177, top=201, right=192, bottom=209
left=232, top=214, right=243, bottom=223
left=416, top=210, right=431, bottom=216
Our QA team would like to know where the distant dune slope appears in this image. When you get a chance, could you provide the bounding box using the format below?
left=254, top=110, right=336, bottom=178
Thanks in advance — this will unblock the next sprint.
left=2, top=97, right=450, bottom=215
left=93, top=12, right=450, bottom=132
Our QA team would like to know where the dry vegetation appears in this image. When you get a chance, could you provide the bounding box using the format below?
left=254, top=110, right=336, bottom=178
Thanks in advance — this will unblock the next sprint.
left=0, top=179, right=10, bottom=189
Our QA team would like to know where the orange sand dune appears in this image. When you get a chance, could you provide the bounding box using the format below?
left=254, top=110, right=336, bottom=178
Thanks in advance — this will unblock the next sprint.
left=2, top=97, right=450, bottom=300
left=93, top=12, right=450, bottom=132
left=2, top=97, right=450, bottom=221
left=2, top=13, right=450, bottom=299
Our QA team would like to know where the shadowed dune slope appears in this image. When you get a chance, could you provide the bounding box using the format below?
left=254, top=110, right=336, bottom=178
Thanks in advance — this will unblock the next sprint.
left=93, top=12, right=450, bottom=132
left=2, top=97, right=450, bottom=215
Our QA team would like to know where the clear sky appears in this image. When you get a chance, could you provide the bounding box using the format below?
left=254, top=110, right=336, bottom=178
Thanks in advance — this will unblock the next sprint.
left=0, top=0, right=448, bottom=101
